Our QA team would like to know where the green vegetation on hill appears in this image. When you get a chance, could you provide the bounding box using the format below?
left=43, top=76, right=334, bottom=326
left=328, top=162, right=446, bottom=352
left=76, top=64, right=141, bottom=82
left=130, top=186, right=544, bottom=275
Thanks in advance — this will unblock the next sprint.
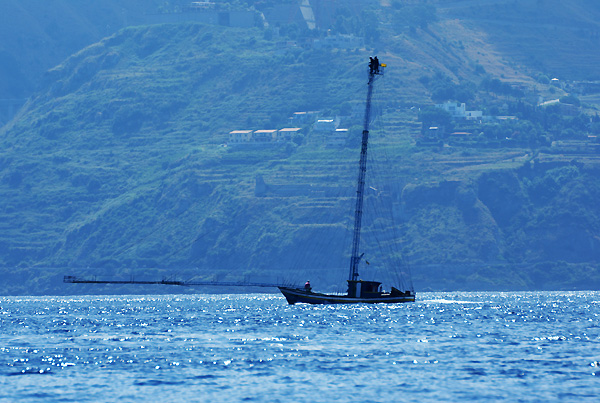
left=2, top=1, right=600, bottom=295
left=0, top=23, right=380, bottom=293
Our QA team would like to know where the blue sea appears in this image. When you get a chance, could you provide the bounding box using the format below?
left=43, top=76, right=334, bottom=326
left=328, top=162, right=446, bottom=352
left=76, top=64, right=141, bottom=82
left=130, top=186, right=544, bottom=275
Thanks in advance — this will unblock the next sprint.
left=1, top=292, right=599, bottom=402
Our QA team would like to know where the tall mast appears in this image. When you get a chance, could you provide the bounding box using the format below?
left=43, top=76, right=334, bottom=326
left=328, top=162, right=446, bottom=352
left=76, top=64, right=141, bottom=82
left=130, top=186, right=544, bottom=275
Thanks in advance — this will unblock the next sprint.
left=348, top=58, right=383, bottom=282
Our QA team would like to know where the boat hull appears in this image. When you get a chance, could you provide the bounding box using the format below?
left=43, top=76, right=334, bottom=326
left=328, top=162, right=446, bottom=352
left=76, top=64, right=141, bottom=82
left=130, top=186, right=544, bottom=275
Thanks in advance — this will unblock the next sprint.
left=278, top=287, right=415, bottom=305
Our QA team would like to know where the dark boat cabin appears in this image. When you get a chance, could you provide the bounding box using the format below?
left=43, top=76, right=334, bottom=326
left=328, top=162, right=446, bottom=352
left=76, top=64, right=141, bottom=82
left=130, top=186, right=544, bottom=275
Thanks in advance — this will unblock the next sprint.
left=347, top=280, right=382, bottom=298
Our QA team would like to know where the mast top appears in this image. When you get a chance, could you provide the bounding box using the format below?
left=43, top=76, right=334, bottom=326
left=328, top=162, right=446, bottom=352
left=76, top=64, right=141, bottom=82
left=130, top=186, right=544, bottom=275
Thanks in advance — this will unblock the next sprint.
left=368, top=56, right=385, bottom=76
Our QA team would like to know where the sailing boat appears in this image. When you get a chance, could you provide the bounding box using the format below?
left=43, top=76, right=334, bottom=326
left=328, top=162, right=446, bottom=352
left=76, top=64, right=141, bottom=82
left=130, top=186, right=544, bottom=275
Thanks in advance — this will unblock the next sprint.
left=64, top=58, right=415, bottom=304
left=277, top=58, right=416, bottom=304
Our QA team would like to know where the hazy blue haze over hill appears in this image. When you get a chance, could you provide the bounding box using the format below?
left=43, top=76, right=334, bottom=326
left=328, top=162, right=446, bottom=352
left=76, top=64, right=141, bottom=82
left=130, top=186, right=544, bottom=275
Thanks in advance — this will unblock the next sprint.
left=1, top=0, right=600, bottom=295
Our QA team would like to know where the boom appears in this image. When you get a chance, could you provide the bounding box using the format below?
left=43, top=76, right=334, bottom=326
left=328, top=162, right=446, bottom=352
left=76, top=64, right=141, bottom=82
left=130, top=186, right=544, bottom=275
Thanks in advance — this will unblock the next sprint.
left=63, top=276, right=280, bottom=288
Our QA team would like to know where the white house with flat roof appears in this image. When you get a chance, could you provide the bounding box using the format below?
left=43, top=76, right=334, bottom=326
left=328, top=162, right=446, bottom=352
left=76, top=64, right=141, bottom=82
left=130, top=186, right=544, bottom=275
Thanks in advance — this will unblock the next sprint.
left=253, top=130, right=277, bottom=142
left=436, top=101, right=482, bottom=120
left=314, top=118, right=339, bottom=132
left=229, top=130, right=253, bottom=143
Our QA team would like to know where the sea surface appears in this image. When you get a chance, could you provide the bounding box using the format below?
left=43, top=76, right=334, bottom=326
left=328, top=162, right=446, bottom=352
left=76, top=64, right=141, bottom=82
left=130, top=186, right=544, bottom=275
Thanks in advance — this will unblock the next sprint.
left=1, top=292, right=599, bottom=402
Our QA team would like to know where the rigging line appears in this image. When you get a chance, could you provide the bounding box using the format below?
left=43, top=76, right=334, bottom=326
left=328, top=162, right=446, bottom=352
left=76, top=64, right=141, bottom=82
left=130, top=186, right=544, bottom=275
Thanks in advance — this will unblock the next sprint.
left=364, top=204, right=396, bottom=285
left=375, top=77, right=414, bottom=289
left=383, top=197, right=409, bottom=287
left=366, top=72, right=410, bottom=288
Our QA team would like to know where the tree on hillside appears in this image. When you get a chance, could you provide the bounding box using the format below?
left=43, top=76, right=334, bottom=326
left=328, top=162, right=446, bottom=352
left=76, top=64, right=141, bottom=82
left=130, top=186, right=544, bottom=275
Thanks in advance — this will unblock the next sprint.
left=480, top=76, right=523, bottom=97
left=428, top=76, right=475, bottom=103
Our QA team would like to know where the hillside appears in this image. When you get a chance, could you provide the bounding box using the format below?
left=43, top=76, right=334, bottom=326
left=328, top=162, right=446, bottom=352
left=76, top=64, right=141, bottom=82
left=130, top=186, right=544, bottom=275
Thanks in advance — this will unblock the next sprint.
left=0, top=0, right=151, bottom=98
left=2, top=1, right=600, bottom=295
left=0, top=23, right=396, bottom=294
left=440, top=0, right=600, bottom=80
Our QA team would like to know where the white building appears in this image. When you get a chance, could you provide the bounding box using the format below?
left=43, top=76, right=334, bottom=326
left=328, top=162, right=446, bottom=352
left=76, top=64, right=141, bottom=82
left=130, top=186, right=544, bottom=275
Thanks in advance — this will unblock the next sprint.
left=253, top=130, right=277, bottom=142
left=314, top=118, right=339, bottom=132
left=436, top=101, right=466, bottom=117
left=436, top=101, right=482, bottom=120
left=229, top=130, right=253, bottom=143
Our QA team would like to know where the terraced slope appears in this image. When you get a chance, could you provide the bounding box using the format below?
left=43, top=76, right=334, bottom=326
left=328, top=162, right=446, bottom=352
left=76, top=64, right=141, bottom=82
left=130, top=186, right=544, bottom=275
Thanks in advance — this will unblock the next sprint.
left=2, top=1, right=600, bottom=294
